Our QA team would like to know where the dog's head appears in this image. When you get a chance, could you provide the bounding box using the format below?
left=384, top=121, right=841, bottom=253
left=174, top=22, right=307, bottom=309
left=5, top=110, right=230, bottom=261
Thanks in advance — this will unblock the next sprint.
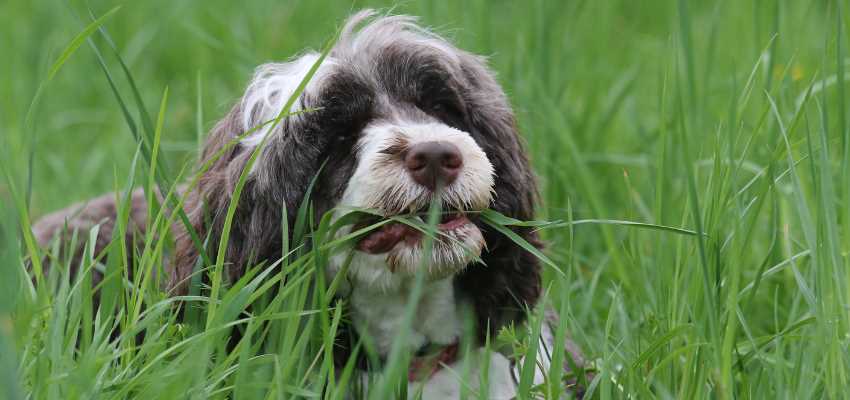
left=173, top=10, right=540, bottom=338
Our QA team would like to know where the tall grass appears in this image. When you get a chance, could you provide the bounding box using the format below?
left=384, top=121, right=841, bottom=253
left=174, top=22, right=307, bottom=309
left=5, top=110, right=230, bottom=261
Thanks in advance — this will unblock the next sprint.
left=2, top=0, right=850, bottom=398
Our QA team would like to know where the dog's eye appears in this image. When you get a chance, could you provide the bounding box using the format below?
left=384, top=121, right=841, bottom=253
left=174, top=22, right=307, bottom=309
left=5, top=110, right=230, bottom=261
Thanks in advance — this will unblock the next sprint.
left=311, top=73, right=374, bottom=139
left=428, top=98, right=461, bottom=117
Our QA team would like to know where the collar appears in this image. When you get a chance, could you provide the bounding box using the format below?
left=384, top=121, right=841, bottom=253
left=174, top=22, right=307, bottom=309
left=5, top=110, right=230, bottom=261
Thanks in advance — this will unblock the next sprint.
left=408, top=340, right=460, bottom=381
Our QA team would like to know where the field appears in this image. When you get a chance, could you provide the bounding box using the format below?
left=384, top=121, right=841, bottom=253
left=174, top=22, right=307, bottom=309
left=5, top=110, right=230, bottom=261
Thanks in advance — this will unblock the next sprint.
left=2, top=0, right=850, bottom=398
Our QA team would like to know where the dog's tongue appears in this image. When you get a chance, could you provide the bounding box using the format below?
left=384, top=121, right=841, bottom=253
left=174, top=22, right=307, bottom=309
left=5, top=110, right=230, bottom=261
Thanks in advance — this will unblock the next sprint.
left=356, top=223, right=420, bottom=254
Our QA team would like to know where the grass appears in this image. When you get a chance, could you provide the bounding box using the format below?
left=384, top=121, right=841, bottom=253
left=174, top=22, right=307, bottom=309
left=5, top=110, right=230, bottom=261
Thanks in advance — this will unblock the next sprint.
left=2, top=0, right=850, bottom=398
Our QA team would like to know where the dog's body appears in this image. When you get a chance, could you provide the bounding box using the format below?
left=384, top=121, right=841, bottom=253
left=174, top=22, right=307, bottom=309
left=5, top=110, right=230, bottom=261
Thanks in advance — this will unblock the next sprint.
left=33, top=10, right=587, bottom=398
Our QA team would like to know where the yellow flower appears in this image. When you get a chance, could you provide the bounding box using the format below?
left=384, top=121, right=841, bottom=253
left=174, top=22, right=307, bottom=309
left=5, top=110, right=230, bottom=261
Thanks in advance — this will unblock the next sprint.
left=791, top=64, right=804, bottom=81
left=773, top=64, right=805, bottom=82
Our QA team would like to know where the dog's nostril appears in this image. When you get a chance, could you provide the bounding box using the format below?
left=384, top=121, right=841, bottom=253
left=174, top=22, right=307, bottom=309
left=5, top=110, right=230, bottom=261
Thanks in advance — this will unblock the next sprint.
left=404, top=141, right=463, bottom=190
left=442, top=152, right=462, bottom=170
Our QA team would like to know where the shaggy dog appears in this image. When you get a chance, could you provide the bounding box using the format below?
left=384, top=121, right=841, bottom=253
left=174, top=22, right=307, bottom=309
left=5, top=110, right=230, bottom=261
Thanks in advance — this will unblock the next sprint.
left=33, top=10, right=587, bottom=399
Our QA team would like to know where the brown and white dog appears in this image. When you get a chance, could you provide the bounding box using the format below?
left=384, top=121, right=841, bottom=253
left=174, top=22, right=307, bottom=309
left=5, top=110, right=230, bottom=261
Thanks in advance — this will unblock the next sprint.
left=33, top=10, right=587, bottom=399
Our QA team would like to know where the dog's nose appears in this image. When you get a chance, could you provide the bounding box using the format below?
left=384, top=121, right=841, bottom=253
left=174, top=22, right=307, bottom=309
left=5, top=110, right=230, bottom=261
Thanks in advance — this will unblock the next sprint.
left=404, top=141, right=463, bottom=190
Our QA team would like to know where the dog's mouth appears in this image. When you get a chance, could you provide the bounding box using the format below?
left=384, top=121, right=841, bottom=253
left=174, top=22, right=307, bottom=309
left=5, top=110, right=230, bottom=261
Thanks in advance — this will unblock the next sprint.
left=354, top=211, right=475, bottom=254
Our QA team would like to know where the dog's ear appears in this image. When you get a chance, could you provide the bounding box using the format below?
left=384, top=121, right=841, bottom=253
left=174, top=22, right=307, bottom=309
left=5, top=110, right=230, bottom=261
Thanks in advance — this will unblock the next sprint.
left=170, top=105, right=262, bottom=294
left=169, top=103, right=312, bottom=294
left=169, top=56, right=353, bottom=295
left=454, top=52, right=543, bottom=340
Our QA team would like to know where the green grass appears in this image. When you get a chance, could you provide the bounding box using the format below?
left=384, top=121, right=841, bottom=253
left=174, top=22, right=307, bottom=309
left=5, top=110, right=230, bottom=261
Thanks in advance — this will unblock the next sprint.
left=2, top=0, right=850, bottom=398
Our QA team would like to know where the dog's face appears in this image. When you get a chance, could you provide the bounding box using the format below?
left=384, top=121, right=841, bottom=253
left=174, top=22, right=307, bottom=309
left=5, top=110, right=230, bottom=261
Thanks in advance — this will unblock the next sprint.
left=240, top=13, right=508, bottom=290
left=174, top=10, right=540, bottom=336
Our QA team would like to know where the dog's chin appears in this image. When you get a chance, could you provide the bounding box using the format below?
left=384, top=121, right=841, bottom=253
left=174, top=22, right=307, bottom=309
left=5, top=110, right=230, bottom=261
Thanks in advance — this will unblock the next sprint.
left=390, top=218, right=484, bottom=280
left=352, top=213, right=485, bottom=281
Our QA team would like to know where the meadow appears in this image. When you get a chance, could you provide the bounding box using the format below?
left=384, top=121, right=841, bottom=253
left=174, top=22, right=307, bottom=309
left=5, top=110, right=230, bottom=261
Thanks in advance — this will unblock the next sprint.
left=1, top=0, right=849, bottom=398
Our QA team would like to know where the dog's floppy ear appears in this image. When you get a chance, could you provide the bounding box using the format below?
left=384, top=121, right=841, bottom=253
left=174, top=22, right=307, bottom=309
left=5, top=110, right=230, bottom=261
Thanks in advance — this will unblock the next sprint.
left=454, top=52, right=543, bottom=340
left=169, top=55, right=348, bottom=295
left=170, top=105, right=265, bottom=294
left=169, top=104, right=306, bottom=295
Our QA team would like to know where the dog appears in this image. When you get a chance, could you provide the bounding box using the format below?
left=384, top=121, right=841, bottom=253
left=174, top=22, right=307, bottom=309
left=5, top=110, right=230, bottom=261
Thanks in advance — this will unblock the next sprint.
left=33, top=10, right=588, bottom=399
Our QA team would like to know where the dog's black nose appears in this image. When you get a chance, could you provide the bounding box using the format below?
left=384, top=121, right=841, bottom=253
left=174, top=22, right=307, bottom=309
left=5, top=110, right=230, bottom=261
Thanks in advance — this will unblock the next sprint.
left=404, top=141, right=463, bottom=190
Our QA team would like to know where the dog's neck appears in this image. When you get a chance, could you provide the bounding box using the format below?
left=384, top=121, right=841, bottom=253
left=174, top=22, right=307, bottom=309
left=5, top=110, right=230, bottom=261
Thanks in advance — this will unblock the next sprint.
left=348, top=276, right=462, bottom=356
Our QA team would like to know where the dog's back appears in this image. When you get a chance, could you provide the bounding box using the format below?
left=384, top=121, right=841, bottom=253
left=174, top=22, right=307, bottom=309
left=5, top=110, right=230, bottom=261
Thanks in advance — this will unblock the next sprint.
left=32, top=188, right=150, bottom=282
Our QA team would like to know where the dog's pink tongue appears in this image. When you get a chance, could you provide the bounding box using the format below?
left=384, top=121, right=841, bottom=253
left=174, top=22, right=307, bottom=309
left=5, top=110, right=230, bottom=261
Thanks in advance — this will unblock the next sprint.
left=357, top=223, right=416, bottom=254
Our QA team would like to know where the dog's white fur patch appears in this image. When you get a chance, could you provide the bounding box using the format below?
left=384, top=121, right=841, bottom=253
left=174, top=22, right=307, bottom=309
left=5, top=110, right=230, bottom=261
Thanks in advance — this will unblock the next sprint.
left=240, top=53, right=338, bottom=147
left=342, top=121, right=495, bottom=216
left=349, top=277, right=461, bottom=355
